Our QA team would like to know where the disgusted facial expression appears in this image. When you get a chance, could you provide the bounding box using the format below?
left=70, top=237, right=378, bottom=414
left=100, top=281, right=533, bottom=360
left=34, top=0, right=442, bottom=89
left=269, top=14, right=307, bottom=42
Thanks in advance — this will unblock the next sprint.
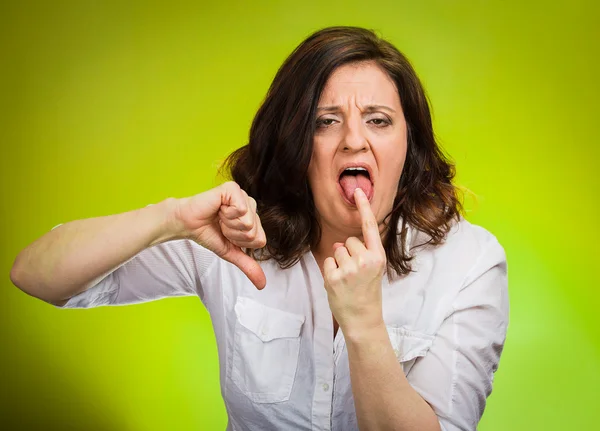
left=307, top=60, right=408, bottom=238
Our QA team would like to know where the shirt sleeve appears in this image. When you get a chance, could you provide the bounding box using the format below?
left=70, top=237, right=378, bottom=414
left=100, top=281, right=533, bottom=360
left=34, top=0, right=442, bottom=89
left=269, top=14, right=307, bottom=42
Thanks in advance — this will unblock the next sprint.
left=53, top=239, right=218, bottom=309
left=407, top=238, right=509, bottom=431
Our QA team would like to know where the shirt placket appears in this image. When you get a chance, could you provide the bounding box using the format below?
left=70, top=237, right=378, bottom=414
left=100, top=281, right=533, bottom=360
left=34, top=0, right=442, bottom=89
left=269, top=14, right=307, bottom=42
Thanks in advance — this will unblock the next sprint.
left=310, top=279, right=335, bottom=431
left=330, top=331, right=345, bottom=430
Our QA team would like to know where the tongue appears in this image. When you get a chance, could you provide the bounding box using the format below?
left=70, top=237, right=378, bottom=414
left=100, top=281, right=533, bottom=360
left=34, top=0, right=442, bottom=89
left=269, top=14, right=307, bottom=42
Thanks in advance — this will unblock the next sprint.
left=339, top=173, right=373, bottom=204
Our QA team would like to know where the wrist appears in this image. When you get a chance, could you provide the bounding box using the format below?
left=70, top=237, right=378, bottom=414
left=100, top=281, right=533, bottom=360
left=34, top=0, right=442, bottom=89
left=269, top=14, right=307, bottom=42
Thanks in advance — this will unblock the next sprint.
left=341, top=317, right=386, bottom=345
left=148, top=197, right=186, bottom=246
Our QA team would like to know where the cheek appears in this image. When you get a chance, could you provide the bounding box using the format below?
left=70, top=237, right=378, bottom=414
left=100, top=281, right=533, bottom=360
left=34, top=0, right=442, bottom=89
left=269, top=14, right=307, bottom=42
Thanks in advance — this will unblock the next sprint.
left=381, top=141, right=406, bottom=173
left=307, top=160, right=328, bottom=203
left=307, top=149, right=332, bottom=189
left=379, top=148, right=406, bottom=201
left=307, top=159, right=319, bottom=185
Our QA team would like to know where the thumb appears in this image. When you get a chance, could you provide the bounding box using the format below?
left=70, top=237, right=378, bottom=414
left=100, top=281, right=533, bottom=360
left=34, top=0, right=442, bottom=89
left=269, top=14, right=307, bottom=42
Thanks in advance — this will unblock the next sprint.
left=222, top=246, right=267, bottom=290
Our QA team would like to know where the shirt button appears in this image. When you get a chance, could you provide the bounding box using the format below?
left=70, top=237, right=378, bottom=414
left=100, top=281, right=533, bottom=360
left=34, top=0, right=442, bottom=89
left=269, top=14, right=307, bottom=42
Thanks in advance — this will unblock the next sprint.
left=322, top=383, right=330, bottom=391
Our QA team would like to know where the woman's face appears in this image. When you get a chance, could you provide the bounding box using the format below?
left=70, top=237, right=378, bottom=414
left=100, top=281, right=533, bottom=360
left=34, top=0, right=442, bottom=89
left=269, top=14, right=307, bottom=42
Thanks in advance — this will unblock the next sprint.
left=307, top=61, right=408, bottom=238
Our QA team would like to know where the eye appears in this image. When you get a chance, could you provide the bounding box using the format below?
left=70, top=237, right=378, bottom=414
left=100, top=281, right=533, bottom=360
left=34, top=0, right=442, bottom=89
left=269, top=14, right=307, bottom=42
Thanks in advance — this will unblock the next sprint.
left=316, top=118, right=337, bottom=128
left=368, top=117, right=392, bottom=127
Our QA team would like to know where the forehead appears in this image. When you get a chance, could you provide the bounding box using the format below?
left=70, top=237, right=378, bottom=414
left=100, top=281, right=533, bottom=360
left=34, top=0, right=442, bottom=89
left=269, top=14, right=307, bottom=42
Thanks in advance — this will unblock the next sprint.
left=318, top=61, right=400, bottom=107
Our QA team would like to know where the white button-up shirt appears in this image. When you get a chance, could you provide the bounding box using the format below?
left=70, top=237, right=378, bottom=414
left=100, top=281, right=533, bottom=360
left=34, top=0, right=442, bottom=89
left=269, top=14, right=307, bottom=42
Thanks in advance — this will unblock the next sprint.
left=56, top=217, right=509, bottom=431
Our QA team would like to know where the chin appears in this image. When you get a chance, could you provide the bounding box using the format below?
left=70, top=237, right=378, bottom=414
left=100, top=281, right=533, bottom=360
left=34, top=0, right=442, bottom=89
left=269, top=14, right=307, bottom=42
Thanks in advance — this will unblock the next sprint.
left=333, top=207, right=364, bottom=232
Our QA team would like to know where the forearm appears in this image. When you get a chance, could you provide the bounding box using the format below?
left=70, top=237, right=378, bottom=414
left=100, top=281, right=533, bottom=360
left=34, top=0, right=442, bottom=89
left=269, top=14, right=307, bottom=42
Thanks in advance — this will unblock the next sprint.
left=345, top=323, right=440, bottom=431
left=10, top=198, right=179, bottom=304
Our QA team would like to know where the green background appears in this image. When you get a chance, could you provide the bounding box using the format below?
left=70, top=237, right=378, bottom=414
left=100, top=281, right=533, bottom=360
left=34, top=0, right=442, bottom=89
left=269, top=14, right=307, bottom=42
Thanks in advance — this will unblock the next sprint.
left=1, top=1, right=598, bottom=430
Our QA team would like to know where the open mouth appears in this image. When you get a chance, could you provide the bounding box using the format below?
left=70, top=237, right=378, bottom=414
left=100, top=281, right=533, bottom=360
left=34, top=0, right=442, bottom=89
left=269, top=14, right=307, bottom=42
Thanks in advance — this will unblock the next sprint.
left=337, top=166, right=374, bottom=205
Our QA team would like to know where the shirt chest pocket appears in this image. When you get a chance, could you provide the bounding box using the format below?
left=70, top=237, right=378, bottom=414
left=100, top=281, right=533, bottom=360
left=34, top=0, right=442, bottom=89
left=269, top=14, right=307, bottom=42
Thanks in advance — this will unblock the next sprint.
left=386, top=326, right=435, bottom=375
left=230, top=296, right=305, bottom=404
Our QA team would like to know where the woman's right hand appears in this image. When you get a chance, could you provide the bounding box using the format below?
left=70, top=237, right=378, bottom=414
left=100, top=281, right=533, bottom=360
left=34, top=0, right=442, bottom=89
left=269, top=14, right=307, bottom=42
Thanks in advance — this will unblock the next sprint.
left=168, top=181, right=267, bottom=290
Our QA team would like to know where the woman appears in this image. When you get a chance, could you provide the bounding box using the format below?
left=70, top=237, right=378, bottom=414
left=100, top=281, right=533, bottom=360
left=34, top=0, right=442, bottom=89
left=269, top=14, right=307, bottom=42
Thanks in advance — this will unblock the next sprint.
left=10, top=26, right=509, bottom=431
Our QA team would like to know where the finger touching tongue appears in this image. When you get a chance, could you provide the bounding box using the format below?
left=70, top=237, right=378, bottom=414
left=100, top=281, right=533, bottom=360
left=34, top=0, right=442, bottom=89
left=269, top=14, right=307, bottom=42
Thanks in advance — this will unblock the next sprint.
left=339, top=173, right=373, bottom=204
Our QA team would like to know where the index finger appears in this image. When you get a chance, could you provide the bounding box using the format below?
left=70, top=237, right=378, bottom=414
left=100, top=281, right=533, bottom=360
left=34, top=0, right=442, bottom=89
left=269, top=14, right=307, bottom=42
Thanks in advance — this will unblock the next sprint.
left=354, top=188, right=383, bottom=251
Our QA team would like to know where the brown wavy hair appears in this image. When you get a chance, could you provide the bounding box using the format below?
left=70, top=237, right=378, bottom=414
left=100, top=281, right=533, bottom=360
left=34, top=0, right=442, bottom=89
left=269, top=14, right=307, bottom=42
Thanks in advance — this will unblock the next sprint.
left=222, top=26, right=463, bottom=278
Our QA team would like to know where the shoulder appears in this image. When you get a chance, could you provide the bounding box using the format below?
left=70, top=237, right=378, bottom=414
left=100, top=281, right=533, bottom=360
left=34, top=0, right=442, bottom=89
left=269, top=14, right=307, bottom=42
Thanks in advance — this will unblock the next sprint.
left=447, top=218, right=504, bottom=259
left=409, top=216, right=501, bottom=253
left=406, top=217, right=506, bottom=286
left=410, top=216, right=504, bottom=258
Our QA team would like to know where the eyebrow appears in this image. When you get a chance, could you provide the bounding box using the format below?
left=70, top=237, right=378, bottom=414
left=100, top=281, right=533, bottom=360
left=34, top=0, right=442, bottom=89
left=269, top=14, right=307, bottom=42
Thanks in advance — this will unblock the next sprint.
left=316, top=104, right=397, bottom=114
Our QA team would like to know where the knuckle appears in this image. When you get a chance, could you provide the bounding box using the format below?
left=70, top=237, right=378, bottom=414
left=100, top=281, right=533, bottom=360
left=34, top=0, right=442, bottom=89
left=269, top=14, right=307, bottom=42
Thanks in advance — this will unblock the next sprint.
left=240, top=218, right=254, bottom=230
left=340, top=269, right=353, bottom=281
left=240, top=229, right=254, bottom=241
left=359, top=252, right=385, bottom=270
left=223, top=181, right=240, bottom=192
left=373, top=255, right=386, bottom=270
left=327, top=271, right=342, bottom=285
left=357, top=255, right=368, bottom=269
left=346, top=265, right=358, bottom=277
left=363, top=219, right=377, bottom=229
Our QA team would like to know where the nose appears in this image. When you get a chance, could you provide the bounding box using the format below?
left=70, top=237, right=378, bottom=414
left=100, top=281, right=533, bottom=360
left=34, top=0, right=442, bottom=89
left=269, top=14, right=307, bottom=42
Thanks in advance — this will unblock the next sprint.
left=339, top=115, right=369, bottom=153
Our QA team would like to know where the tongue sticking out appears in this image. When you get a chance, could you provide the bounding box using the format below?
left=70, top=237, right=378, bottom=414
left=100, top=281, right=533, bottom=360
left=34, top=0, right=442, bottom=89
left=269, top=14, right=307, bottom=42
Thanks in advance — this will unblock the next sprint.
left=339, top=172, right=373, bottom=205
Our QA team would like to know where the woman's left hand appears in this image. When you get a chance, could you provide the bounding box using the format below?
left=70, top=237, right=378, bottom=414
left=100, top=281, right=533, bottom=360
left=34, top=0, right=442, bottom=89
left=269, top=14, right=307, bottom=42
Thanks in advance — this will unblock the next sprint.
left=323, top=187, right=387, bottom=338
